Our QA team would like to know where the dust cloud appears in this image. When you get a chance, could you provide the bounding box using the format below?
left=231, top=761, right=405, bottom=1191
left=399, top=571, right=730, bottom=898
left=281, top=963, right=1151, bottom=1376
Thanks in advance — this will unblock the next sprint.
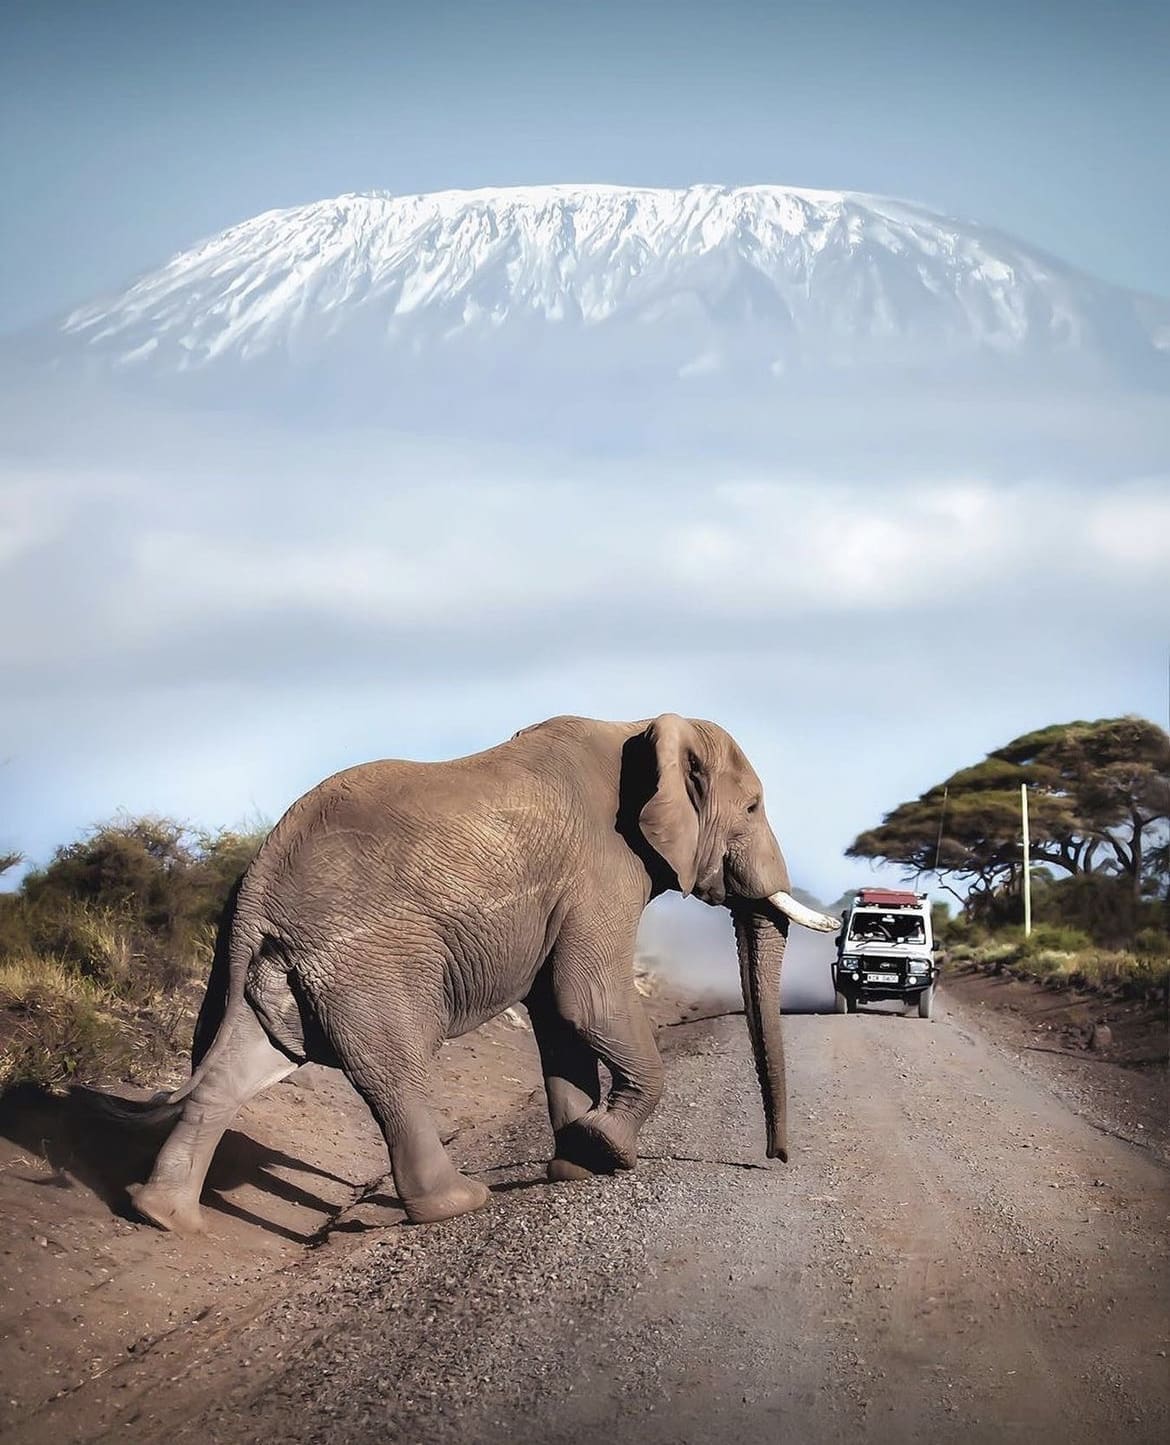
left=635, top=894, right=837, bottom=1014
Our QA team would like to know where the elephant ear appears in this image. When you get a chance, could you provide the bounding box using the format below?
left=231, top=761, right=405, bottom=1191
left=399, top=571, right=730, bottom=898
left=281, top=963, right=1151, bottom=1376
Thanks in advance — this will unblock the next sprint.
left=638, top=714, right=704, bottom=895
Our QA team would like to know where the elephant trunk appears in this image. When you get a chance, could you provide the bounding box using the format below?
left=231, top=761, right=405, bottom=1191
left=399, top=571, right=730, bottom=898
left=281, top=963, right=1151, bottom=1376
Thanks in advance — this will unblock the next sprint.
left=732, top=903, right=789, bottom=1162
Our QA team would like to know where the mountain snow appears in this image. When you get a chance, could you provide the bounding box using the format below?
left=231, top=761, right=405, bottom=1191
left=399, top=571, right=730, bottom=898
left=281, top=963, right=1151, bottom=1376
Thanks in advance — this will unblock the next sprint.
left=51, top=184, right=1165, bottom=388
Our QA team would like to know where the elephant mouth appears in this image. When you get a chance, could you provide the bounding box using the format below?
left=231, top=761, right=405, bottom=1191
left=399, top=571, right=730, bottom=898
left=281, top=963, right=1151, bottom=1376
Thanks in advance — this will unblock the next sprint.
left=710, top=869, right=840, bottom=935
left=693, top=876, right=728, bottom=907
left=759, top=896, right=792, bottom=928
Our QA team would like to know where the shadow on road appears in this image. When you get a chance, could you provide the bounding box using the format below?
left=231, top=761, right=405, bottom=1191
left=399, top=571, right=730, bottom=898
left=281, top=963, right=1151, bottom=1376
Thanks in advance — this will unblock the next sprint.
left=0, top=1082, right=352, bottom=1242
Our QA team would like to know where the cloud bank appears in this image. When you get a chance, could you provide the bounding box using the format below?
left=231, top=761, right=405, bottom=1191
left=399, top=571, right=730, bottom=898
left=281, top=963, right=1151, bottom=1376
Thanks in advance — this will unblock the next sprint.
left=2, top=382, right=1167, bottom=903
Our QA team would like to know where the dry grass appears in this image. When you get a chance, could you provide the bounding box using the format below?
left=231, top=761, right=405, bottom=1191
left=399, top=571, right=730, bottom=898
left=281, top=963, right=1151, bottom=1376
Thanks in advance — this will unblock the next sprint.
left=0, top=955, right=127, bottom=1090
left=956, top=932, right=1170, bottom=997
left=0, top=905, right=211, bottom=1095
left=0, top=944, right=204, bottom=1094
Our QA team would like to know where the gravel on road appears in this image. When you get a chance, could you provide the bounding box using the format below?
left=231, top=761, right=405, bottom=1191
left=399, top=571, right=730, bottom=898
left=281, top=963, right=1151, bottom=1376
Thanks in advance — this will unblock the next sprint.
left=31, top=988, right=1163, bottom=1445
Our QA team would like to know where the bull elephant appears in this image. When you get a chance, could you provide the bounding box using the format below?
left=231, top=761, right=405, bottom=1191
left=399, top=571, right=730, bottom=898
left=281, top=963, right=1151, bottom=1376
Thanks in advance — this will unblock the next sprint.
left=129, top=714, right=838, bottom=1233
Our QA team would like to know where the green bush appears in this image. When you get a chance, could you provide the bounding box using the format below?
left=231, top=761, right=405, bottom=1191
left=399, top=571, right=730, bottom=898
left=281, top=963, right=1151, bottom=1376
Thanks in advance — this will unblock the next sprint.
left=1026, top=949, right=1075, bottom=978
left=1134, top=927, right=1170, bottom=959
left=18, top=815, right=268, bottom=954
left=970, top=873, right=1166, bottom=950
left=978, top=939, right=1025, bottom=966
left=0, top=814, right=268, bottom=1094
left=1022, top=923, right=1094, bottom=955
left=1032, top=873, right=1152, bottom=949
left=25, top=902, right=135, bottom=988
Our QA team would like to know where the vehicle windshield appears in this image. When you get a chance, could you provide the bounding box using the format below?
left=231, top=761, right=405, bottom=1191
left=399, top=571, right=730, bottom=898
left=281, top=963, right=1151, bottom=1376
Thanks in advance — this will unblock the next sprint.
left=847, top=911, right=926, bottom=945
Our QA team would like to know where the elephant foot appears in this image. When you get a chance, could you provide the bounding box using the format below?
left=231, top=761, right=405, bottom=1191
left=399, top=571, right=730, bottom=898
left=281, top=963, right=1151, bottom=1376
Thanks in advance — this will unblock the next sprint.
left=550, top=1112, right=637, bottom=1181
left=402, top=1173, right=491, bottom=1225
left=547, top=1157, right=598, bottom=1183
left=127, top=1181, right=206, bottom=1235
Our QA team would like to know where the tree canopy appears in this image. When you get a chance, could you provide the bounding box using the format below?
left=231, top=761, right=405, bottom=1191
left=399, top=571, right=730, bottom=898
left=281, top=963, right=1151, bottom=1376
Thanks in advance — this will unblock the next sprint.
left=847, top=717, right=1170, bottom=921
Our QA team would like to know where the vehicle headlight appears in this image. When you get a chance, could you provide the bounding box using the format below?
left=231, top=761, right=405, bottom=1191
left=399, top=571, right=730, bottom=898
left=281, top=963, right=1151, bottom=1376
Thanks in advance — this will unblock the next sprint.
left=909, top=959, right=929, bottom=974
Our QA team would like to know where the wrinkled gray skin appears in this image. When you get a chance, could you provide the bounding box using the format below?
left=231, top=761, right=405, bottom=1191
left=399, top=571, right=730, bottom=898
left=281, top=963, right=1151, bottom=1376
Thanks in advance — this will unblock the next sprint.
left=130, top=714, right=835, bottom=1232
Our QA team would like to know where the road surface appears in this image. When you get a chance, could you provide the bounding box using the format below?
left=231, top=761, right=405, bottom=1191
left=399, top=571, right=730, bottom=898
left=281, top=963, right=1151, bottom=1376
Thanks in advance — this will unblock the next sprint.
left=34, top=964, right=1166, bottom=1445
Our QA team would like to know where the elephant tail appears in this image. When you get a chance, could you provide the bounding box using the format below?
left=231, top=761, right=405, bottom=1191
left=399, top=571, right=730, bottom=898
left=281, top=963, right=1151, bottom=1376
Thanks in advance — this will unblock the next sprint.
left=69, top=1086, right=189, bottom=1130
left=70, top=872, right=263, bottom=1124
left=190, top=873, right=246, bottom=1069
left=173, top=869, right=265, bottom=1096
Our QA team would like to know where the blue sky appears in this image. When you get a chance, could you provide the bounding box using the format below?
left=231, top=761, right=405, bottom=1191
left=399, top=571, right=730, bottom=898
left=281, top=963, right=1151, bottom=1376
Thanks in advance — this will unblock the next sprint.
left=2, top=0, right=1168, bottom=332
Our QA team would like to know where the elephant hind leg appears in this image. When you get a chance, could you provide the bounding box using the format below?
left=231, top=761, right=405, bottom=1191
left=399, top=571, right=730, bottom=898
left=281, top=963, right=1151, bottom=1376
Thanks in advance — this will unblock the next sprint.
left=130, top=1007, right=298, bottom=1233
left=322, top=1002, right=490, bottom=1225
left=383, top=1108, right=491, bottom=1224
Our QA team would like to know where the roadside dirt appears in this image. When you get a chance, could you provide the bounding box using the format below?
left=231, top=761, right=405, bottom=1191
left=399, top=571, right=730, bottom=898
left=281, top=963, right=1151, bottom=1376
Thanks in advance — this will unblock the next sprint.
left=0, top=1008, right=544, bottom=1431
left=0, top=967, right=1166, bottom=1444
left=943, top=964, right=1169, bottom=1163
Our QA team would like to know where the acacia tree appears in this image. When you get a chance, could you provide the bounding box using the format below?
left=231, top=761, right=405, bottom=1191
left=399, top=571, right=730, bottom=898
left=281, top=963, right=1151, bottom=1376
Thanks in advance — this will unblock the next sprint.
left=847, top=717, right=1170, bottom=925
left=993, top=718, right=1170, bottom=906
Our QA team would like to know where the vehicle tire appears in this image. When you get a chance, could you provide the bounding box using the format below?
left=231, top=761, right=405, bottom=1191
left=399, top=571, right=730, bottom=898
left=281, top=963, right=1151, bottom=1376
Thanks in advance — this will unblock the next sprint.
left=918, top=984, right=935, bottom=1020
left=835, top=990, right=850, bottom=1014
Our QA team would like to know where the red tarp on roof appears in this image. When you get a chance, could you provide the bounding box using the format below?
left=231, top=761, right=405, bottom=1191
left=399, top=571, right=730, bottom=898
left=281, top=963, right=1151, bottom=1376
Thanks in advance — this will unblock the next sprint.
left=856, top=888, right=922, bottom=908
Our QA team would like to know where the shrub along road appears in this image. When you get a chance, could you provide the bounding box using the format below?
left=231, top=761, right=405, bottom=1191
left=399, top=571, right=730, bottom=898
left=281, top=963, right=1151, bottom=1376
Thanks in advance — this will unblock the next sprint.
left=10, top=983, right=1168, bottom=1445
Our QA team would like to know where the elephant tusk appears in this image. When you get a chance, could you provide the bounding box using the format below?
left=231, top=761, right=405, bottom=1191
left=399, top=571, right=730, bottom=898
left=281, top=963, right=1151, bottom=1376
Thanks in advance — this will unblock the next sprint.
left=768, top=890, right=841, bottom=933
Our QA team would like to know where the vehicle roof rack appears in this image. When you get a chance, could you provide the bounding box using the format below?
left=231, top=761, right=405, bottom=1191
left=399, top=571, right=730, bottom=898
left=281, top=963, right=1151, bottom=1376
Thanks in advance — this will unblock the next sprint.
left=855, top=888, right=925, bottom=909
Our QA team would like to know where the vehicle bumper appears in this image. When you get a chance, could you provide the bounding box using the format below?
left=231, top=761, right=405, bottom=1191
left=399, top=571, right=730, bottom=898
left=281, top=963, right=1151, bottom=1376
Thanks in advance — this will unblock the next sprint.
left=833, top=970, right=938, bottom=1000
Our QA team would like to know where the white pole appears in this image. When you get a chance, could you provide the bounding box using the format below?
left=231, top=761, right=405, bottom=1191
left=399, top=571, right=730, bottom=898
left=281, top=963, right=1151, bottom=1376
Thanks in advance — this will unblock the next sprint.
left=1021, top=782, right=1032, bottom=937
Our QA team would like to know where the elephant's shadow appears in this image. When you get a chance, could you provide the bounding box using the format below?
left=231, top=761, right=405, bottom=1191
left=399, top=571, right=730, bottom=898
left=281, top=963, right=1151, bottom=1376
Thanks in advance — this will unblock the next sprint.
left=0, top=1083, right=358, bottom=1244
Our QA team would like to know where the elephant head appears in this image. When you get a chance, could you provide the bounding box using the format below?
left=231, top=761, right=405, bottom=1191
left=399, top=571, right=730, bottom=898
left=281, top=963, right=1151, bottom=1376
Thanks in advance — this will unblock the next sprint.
left=635, top=713, right=839, bottom=1162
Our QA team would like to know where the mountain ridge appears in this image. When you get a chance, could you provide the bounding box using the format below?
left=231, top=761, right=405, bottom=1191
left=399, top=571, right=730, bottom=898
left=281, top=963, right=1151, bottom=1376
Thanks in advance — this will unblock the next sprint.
left=11, top=183, right=1164, bottom=443
left=51, top=184, right=1164, bottom=361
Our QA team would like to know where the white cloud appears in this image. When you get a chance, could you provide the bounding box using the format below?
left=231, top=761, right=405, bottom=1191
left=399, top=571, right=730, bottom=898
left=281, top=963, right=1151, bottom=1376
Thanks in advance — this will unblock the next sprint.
left=2, top=404, right=1168, bottom=902
left=12, top=460, right=1166, bottom=677
left=1087, top=486, right=1170, bottom=566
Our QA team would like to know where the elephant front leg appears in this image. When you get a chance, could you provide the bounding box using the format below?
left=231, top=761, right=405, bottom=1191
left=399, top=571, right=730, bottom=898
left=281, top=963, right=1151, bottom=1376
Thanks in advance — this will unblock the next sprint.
left=538, top=950, right=665, bottom=1182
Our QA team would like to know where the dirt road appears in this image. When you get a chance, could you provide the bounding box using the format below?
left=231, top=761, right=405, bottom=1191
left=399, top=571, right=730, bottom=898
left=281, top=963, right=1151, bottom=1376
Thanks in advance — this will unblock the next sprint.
left=12, top=977, right=1166, bottom=1445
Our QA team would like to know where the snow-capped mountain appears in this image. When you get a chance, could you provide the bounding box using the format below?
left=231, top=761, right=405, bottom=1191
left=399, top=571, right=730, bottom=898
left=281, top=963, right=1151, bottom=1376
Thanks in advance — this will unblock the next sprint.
left=31, top=185, right=1170, bottom=418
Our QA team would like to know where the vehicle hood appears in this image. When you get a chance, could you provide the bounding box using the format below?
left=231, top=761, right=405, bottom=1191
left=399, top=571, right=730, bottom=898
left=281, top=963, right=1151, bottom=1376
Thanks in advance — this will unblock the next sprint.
left=841, top=941, right=932, bottom=956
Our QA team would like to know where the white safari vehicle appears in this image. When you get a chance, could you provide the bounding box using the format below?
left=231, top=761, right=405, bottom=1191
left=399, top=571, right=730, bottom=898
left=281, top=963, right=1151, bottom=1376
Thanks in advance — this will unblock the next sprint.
left=832, top=888, right=940, bottom=1019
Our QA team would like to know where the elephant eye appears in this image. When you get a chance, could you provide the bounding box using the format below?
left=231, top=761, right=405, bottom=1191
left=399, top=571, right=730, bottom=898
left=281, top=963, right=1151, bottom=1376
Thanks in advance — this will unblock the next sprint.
left=747, top=799, right=760, bottom=814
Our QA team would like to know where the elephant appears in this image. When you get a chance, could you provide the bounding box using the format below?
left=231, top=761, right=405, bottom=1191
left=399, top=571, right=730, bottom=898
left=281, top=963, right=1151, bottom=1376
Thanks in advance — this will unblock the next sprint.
left=127, top=714, right=839, bottom=1233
